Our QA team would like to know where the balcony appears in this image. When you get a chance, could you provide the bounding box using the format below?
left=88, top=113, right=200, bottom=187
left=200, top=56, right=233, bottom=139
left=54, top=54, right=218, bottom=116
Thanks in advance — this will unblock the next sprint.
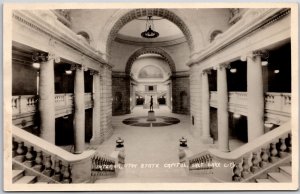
left=210, top=91, right=291, bottom=124
left=12, top=93, right=93, bottom=128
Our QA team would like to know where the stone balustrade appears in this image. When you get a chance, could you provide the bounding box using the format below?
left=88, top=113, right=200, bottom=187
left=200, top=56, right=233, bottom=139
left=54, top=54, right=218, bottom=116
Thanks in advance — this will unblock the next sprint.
left=90, top=153, right=117, bottom=182
left=210, top=92, right=291, bottom=116
left=12, top=125, right=119, bottom=183
left=12, top=93, right=93, bottom=118
left=265, top=92, right=291, bottom=113
left=12, top=125, right=96, bottom=183
left=187, top=121, right=291, bottom=182
left=12, top=95, right=38, bottom=115
left=84, top=93, right=93, bottom=109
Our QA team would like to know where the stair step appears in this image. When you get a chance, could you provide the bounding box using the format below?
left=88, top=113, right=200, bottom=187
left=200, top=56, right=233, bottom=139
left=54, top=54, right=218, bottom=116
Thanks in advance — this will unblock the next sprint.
left=35, top=182, right=49, bottom=184
left=279, top=166, right=291, bottom=176
left=255, top=179, right=274, bottom=183
left=12, top=170, right=24, bottom=183
left=268, top=172, right=291, bottom=182
left=14, top=176, right=37, bottom=184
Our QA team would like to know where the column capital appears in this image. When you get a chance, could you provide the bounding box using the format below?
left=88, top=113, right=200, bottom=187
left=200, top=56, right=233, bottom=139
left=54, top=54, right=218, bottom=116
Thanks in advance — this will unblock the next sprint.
left=71, top=64, right=87, bottom=71
left=48, top=52, right=61, bottom=63
left=32, top=51, right=60, bottom=63
left=252, top=50, right=269, bottom=58
left=218, top=63, right=231, bottom=70
left=202, top=69, right=212, bottom=75
left=90, top=70, right=99, bottom=75
left=241, top=50, right=269, bottom=61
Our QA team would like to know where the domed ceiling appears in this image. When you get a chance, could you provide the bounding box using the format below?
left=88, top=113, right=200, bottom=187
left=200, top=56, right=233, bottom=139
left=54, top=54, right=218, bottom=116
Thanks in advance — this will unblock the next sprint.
left=118, top=16, right=185, bottom=41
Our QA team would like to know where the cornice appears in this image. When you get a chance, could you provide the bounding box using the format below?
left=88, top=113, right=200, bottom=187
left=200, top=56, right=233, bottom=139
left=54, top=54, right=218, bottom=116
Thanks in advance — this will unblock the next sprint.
left=115, top=33, right=187, bottom=47
left=172, top=70, right=190, bottom=78
left=187, top=8, right=290, bottom=67
left=112, top=71, right=129, bottom=78
left=12, top=10, right=110, bottom=69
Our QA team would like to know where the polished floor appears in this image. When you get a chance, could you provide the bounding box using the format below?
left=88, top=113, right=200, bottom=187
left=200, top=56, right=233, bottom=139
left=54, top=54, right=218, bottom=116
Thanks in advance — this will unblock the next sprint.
left=94, top=106, right=244, bottom=183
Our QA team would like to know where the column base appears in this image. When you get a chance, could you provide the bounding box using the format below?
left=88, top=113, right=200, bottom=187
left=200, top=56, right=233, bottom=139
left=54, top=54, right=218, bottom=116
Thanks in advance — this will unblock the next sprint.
left=90, top=137, right=100, bottom=145
left=200, top=136, right=214, bottom=144
left=218, top=147, right=230, bottom=152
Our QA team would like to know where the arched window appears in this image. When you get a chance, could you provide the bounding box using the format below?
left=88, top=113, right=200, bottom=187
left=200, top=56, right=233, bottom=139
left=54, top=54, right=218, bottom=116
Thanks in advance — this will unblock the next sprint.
left=210, top=30, right=223, bottom=42
left=77, top=31, right=91, bottom=44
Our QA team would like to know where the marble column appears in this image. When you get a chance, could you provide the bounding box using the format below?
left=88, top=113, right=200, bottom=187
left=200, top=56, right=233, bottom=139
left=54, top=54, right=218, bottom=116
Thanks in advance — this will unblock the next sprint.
left=217, top=64, right=229, bottom=152
left=38, top=52, right=56, bottom=144
left=90, top=71, right=101, bottom=145
left=247, top=51, right=264, bottom=141
left=201, top=70, right=213, bottom=143
left=73, top=64, right=85, bottom=154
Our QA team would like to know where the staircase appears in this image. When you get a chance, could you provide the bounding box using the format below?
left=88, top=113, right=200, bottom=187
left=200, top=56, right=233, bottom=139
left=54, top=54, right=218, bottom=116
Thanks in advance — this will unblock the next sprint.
left=255, top=164, right=291, bottom=183
left=13, top=169, right=48, bottom=184
left=12, top=125, right=120, bottom=184
left=186, top=121, right=292, bottom=183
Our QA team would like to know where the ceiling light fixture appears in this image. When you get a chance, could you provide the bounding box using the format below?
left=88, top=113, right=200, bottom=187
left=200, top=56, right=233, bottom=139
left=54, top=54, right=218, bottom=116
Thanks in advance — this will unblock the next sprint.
left=65, top=70, right=72, bottom=75
left=261, top=61, right=268, bottom=66
left=264, top=122, right=273, bottom=128
left=274, top=69, right=280, bottom=74
left=233, top=113, right=241, bottom=119
left=141, top=16, right=159, bottom=39
left=32, top=62, right=40, bottom=69
left=230, top=68, right=237, bottom=73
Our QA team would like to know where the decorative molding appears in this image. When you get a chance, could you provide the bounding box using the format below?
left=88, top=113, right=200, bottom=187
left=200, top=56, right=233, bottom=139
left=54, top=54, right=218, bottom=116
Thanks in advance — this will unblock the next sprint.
left=125, top=47, right=176, bottom=75
left=172, top=70, right=189, bottom=78
left=114, top=33, right=187, bottom=47
left=188, top=8, right=290, bottom=67
left=12, top=10, right=109, bottom=68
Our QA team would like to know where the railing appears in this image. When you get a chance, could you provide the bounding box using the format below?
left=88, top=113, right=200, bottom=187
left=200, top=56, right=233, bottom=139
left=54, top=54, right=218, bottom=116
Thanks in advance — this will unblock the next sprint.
left=13, top=125, right=95, bottom=183
left=91, top=153, right=117, bottom=182
left=12, top=95, right=38, bottom=115
left=84, top=93, right=93, bottom=109
left=187, top=121, right=291, bottom=182
left=12, top=93, right=93, bottom=117
left=12, top=125, right=120, bottom=183
left=55, top=93, right=73, bottom=108
left=210, top=92, right=291, bottom=114
left=265, top=92, right=291, bottom=113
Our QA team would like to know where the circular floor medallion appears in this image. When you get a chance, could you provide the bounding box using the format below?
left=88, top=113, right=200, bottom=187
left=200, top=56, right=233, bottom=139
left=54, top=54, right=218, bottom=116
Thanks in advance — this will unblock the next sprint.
left=122, top=116, right=180, bottom=127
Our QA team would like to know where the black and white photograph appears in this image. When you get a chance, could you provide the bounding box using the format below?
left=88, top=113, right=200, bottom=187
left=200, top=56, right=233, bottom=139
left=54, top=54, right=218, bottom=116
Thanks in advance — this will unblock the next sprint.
left=3, top=2, right=299, bottom=191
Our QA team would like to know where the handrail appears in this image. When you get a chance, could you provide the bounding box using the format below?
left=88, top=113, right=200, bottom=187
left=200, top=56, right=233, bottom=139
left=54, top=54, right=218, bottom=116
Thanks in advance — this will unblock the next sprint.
left=13, top=125, right=95, bottom=163
left=189, top=121, right=290, bottom=161
left=187, top=121, right=291, bottom=182
left=12, top=125, right=121, bottom=183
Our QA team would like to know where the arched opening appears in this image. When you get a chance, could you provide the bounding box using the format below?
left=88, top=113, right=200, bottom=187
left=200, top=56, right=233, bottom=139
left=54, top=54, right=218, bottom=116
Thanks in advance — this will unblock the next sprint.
left=128, top=51, right=173, bottom=112
left=210, top=30, right=223, bottom=42
left=77, top=31, right=91, bottom=44
left=104, top=9, right=195, bottom=59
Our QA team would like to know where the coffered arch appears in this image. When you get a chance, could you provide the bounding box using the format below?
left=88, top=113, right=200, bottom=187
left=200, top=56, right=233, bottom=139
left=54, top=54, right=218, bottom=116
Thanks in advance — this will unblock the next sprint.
left=99, top=9, right=196, bottom=60
left=125, top=47, right=176, bottom=75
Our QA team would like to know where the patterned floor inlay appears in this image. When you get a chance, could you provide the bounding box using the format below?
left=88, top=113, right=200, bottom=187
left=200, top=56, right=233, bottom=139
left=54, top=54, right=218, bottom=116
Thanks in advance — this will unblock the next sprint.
left=122, top=116, right=180, bottom=127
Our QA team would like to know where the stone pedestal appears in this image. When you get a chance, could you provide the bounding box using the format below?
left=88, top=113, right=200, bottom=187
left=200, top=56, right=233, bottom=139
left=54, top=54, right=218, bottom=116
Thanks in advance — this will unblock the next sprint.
left=147, top=111, right=156, bottom=121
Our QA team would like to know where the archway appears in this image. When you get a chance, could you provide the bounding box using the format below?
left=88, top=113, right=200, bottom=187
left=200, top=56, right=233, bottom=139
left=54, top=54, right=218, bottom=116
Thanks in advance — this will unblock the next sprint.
left=125, top=47, right=176, bottom=75
left=99, top=8, right=195, bottom=59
